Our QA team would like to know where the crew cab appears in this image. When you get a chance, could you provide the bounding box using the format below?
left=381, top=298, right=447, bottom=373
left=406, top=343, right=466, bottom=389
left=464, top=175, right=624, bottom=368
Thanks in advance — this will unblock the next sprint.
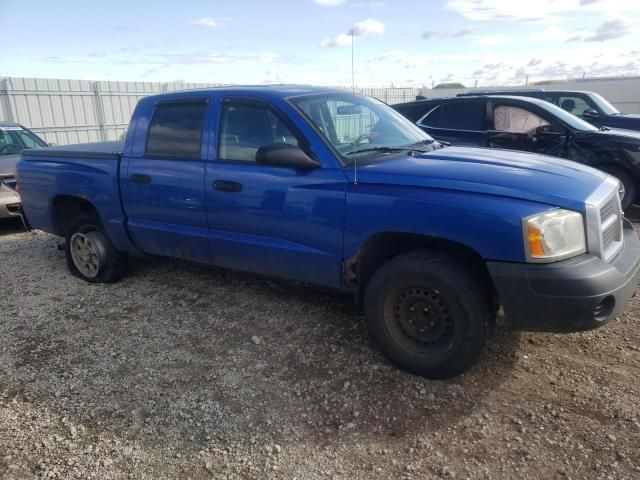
left=17, top=86, right=640, bottom=379
left=456, top=88, right=640, bottom=132
left=394, top=95, right=640, bottom=209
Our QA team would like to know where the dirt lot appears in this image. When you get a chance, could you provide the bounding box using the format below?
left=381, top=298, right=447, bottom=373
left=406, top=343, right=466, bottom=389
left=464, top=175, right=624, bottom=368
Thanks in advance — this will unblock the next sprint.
left=1, top=211, right=639, bottom=480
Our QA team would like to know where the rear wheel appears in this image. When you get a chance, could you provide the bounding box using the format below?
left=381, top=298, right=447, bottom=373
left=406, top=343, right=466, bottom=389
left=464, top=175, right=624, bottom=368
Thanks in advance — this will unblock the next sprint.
left=65, top=215, right=127, bottom=283
left=364, top=250, right=493, bottom=379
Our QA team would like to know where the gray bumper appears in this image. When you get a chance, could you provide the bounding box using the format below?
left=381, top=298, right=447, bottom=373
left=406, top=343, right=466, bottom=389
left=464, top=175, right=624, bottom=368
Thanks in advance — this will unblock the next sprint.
left=0, top=184, right=21, bottom=219
left=488, top=220, right=640, bottom=332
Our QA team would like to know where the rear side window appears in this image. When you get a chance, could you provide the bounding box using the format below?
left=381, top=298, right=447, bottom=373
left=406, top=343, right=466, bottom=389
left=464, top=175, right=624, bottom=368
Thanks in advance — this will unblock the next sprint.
left=422, top=101, right=485, bottom=131
left=146, top=102, right=207, bottom=159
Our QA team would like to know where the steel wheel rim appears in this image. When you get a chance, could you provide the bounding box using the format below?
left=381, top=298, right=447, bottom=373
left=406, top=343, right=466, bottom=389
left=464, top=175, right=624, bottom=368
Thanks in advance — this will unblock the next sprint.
left=70, top=232, right=102, bottom=278
left=384, top=285, right=456, bottom=356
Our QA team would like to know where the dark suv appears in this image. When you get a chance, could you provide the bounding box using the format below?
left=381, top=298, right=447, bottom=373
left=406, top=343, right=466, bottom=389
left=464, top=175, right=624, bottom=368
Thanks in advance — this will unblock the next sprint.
left=393, top=95, right=640, bottom=208
left=456, top=88, right=640, bottom=132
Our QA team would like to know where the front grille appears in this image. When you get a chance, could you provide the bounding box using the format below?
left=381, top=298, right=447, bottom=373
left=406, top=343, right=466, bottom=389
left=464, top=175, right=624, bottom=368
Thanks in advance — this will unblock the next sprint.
left=586, top=177, right=624, bottom=263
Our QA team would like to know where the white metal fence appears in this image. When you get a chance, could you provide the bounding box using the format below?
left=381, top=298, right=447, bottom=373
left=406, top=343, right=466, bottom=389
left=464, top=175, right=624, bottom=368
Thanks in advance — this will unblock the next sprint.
left=5, top=75, right=637, bottom=146
left=0, top=77, right=420, bottom=145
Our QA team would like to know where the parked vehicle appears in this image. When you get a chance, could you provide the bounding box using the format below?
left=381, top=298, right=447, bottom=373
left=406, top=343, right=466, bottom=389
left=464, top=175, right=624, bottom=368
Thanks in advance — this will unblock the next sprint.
left=394, top=95, right=640, bottom=209
left=0, top=121, right=48, bottom=220
left=17, top=86, right=640, bottom=379
left=456, top=88, right=640, bottom=132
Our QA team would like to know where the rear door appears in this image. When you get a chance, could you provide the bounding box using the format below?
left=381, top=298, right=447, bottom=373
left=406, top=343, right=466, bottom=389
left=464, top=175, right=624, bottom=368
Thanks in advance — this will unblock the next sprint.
left=416, top=99, right=488, bottom=146
left=121, top=97, right=211, bottom=262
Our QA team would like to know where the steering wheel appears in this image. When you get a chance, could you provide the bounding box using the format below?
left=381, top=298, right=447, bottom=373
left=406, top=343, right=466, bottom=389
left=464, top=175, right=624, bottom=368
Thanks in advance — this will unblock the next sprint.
left=353, top=133, right=373, bottom=147
left=0, top=143, right=22, bottom=155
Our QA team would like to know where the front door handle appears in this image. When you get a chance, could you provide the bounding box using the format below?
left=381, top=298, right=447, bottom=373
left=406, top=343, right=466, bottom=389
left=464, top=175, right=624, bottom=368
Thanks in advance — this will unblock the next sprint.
left=213, top=180, right=243, bottom=192
left=131, top=173, right=152, bottom=184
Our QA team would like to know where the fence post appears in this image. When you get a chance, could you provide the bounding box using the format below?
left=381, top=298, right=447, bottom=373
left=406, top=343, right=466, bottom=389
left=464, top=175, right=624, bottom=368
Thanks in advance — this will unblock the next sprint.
left=1, top=78, right=16, bottom=122
left=92, top=81, right=107, bottom=141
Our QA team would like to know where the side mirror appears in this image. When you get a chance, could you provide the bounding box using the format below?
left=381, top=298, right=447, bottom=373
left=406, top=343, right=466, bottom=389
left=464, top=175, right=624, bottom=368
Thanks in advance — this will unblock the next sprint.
left=256, top=143, right=321, bottom=169
left=582, top=108, right=599, bottom=119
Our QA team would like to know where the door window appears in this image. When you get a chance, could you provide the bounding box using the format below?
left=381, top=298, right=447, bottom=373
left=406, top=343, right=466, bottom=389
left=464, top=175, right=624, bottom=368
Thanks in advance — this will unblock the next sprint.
left=557, top=96, right=596, bottom=116
left=218, top=101, right=299, bottom=162
left=423, top=101, right=485, bottom=131
left=146, top=102, right=207, bottom=159
left=493, top=106, right=549, bottom=134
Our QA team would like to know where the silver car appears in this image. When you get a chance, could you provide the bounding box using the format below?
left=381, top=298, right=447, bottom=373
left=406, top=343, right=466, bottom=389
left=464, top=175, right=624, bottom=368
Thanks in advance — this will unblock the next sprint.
left=0, top=121, right=48, bottom=219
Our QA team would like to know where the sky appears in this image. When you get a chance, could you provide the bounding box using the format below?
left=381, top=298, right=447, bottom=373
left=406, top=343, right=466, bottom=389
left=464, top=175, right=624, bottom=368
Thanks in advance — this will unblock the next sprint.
left=1, top=0, right=639, bottom=87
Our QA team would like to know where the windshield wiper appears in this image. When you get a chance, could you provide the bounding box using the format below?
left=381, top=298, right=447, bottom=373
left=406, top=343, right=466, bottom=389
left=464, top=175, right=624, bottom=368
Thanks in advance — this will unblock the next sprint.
left=346, top=146, right=428, bottom=156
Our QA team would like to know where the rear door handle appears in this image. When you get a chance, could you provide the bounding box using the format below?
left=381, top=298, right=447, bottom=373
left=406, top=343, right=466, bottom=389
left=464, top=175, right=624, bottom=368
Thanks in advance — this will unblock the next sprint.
left=213, top=180, right=243, bottom=192
left=131, top=173, right=152, bottom=184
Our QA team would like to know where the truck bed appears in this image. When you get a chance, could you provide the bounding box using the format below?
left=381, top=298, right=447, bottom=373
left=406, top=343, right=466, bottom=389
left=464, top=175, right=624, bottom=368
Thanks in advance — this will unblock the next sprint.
left=18, top=140, right=132, bottom=250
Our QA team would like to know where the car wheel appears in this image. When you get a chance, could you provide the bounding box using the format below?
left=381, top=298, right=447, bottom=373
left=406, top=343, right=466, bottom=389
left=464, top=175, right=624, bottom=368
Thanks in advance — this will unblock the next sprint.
left=65, top=214, right=127, bottom=283
left=600, top=167, right=635, bottom=210
left=363, top=250, right=493, bottom=379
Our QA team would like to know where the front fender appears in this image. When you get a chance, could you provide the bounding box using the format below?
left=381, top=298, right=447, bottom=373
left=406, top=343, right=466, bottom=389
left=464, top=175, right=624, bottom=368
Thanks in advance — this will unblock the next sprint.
left=344, top=184, right=556, bottom=263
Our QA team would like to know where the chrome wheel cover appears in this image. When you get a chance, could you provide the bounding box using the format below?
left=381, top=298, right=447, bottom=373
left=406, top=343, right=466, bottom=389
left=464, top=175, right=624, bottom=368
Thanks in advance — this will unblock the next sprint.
left=70, top=231, right=104, bottom=278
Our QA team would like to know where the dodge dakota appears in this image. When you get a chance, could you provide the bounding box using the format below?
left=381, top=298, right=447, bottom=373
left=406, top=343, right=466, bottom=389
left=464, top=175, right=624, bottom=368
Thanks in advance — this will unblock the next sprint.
left=17, top=86, right=640, bottom=379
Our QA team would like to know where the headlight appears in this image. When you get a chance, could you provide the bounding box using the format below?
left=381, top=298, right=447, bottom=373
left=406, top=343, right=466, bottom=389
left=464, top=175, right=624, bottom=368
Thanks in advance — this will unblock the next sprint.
left=523, top=209, right=586, bottom=262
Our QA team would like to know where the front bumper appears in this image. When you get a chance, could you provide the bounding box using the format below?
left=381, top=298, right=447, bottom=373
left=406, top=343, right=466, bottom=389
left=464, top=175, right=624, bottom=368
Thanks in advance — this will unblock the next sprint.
left=488, top=219, right=640, bottom=332
left=0, top=184, right=21, bottom=219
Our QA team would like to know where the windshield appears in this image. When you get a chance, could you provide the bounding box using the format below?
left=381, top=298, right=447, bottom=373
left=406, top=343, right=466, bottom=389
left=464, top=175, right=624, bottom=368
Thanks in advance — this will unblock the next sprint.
left=537, top=101, right=598, bottom=132
left=289, top=93, right=435, bottom=165
left=0, top=126, right=47, bottom=155
left=589, top=92, right=620, bottom=115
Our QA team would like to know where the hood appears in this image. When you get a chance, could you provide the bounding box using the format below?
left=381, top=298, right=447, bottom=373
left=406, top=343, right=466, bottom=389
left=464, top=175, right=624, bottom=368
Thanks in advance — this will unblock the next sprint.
left=588, top=127, right=640, bottom=143
left=0, top=154, right=20, bottom=178
left=345, top=146, right=606, bottom=212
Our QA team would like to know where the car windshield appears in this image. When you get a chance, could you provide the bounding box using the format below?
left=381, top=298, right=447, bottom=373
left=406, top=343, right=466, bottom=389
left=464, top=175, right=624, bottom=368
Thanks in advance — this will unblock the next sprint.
left=536, top=101, right=598, bottom=132
left=0, top=126, right=47, bottom=155
left=588, top=92, right=620, bottom=115
left=289, top=93, right=436, bottom=165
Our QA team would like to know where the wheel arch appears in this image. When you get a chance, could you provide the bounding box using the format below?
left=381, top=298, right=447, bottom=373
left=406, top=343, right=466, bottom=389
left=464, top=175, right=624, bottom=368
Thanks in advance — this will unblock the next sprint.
left=51, top=195, right=100, bottom=237
left=346, top=231, right=498, bottom=307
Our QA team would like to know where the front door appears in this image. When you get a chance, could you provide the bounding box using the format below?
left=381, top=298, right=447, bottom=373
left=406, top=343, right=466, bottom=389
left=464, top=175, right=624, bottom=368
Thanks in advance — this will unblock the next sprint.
left=488, top=103, right=567, bottom=157
left=204, top=97, right=348, bottom=288
left=121, top=97, right=211, bottom=262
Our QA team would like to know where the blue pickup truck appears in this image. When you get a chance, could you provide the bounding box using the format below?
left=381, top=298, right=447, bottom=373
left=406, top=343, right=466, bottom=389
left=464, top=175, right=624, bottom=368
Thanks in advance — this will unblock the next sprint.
left=17, top=86, right=640, bottom=379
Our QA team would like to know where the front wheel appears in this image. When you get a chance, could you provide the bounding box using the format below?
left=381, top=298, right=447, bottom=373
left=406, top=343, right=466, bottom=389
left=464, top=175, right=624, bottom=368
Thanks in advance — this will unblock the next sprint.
left=65, top=214, right=127, bottom=283
left=364, top=250, right=493, bottom=379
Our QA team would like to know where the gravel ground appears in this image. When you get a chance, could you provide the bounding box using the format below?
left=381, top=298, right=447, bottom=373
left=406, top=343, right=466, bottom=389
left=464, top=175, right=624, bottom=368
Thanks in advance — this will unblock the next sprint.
left=1, top=210, right=639, bottom=480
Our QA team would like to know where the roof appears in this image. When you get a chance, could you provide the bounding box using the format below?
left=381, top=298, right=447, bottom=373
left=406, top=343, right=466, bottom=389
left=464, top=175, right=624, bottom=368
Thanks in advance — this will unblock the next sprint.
left=0, top=121, right=23, bottom=127
left=142, top=85, right=349, bottom=102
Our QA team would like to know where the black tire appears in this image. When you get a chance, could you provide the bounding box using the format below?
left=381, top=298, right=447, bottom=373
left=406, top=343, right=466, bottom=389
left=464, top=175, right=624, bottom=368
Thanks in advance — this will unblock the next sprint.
left=65, top=214, right=127, bottom=283
left=600, top=167, right=636, bottom=210
left=363, top=250, right=493, bottom=379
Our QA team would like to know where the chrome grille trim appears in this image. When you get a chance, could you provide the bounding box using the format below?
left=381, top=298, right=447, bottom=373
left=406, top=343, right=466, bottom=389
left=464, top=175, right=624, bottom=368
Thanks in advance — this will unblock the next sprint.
left=585, top=176, right=624, bottom=263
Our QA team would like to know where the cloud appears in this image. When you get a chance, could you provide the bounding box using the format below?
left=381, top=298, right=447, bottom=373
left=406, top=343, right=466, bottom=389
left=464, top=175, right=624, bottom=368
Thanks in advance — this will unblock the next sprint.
left=349, top=18, right=385, bottom=36
left=585, top=18, right=631, bottom=41
left=421, top=26, right=477, bottom=40
left=192, top=16, right=231, bottom=28
left=320, top=18, right=384, bottom=47
left=320, top=34, right=353, bottom=48
left=445, top=0, right=639, bottom=22
left=313, top=0, right=347, bottom=5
